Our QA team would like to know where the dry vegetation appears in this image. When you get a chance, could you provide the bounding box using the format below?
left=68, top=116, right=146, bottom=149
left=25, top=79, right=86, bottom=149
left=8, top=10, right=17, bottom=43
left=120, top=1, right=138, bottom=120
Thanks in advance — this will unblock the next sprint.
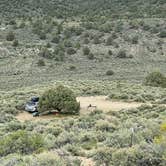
left=0, top=0, right=166, bottom=165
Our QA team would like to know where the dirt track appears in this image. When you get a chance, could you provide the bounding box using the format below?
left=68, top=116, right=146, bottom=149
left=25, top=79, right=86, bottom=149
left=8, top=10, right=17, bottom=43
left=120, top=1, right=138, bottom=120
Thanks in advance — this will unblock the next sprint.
left=16, top=96, right=143, bottom=122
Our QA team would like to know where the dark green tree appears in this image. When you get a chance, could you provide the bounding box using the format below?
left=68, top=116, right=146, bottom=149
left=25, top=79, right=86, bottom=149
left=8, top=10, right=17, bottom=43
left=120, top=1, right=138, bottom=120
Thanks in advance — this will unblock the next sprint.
left=39, top=85, right=80, bottom=114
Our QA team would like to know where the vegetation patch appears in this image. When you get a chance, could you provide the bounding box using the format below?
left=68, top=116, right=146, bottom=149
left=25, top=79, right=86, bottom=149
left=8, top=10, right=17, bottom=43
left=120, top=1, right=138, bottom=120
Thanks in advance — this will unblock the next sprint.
left=39, top=85, right=80, bottom=115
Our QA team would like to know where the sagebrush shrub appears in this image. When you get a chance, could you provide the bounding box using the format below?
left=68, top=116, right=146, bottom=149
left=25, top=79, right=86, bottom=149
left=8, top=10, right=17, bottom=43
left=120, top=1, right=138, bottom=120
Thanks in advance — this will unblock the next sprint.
left=106, top=70, right=114, bottom=76
left=39, top=48, right=53, bottom=59
left=39, top=31, right=46, bottom=40
left=108, top=50, right=113, bottom=55
left=51, top=35, right=60, bottom=43
left=131, top=35, right=139, bottom=44
left=37, top=59, right=45, bottom=66
left=6, top=31, right=15, bottom=41
left=117, top=50, right=127, bottom=58
left=66, top=48, right=76, bottom=55
left=106, top=36, right=113, bottom=45
left=12, top=39, right=19, bottom=47
left=83, top=46, right=90, bottom=55
left=158, top=31, right=166, bottom=38
left=144, top=71, right=166, bottom=88
left=87, top=52, right=94, bottom=60
left=0, top=130, right=45, bottom=156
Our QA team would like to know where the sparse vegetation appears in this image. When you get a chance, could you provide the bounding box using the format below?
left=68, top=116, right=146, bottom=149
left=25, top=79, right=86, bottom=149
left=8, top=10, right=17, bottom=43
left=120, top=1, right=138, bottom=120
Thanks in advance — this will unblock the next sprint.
left=0, top=0, right=166, bottom=165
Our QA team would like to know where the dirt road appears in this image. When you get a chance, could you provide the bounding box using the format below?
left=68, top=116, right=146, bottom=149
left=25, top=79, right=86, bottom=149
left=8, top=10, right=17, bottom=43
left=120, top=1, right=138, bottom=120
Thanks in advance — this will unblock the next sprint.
left=16, top=96, right=143, bottom=122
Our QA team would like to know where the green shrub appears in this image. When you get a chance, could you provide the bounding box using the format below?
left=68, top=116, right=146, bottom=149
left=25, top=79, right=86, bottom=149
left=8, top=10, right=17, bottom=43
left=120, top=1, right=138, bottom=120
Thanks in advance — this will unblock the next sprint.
left=83, top=38, right=90, bottom=44
left=112, top=32, right=118, bottom=39
left=129, top=20, right=139, bottom=29
left=19, top=22, right=26, bottom=28
left=117, top=50, right=127, bottom=58
left=66, top=48, right=76, bottom=55
left=9, top=20, right=16, bottom=25
left=54, top=51, right=65, bottom=61
left=75, top=42, right=81, bottom=49
left=6, top=31, right=15, bottom=41
left=39, top=48, right=53, bottom=59
left=46, top=42, right=51, bottom=48
left=92, top=147, right=112, bottom=165
left=106, top=70, right=114, bottom=76
left=39, top=85, right=80, bottom=114
left=54, top=131, right=79, bottom=148
left=143, top=24, right=151, bottom=31
left=83, top=32, right=90, bottom=38
left=12, top=39, right=19, bottom=47
left=0, top=152, right=67, bottom=166
left=51, top=35, right=60, bottom=43
left=108, top=50, right=113, bottom=55
left=0, top=113, right=14, bottom=123
left=150, top=27, right=159, bottom=34
left=99, top=22, right=113, bottom=33
left=87, top=52, right=94, bottom=60
left=69, top=65, right=76, bottom=71
left=131, top=35, right=139, bottom=44
left=93, top=35, right=101, bottom=44
left=37, top=59, right=45, bottom=66
left=32, top=20, right=43, bottom=35
left=158, top=31, right=166, bottom=38
left=65, top=144, right=85, bottom=156
left=106, top=36, right=113, bottom=45
left=144, top=71, right=166, bottom=88
left=95, top=120, right=116, bottom=132
left=39, top=31, right=46, bottom=40
left=64, top=40, right=73, bottom=47
left=83, top=46, right=90, bottom=55
left=32, top=152, right=66, bottom=166
left=0, top=130, right=45, bottom=156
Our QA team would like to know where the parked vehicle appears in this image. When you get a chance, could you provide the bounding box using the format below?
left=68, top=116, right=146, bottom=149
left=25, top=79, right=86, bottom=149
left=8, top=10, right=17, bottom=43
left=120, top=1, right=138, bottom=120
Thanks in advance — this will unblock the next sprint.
left=25, top=97, right=39, bottom=113
left=32, top=112, right=40, bottom=117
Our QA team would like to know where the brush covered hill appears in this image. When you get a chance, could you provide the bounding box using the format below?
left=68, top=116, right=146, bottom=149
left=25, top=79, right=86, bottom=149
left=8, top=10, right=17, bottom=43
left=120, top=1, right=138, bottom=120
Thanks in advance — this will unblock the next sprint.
left=0, top=1, right=166, bottom=165
left=0, top=0, right=166, bottom=19
left=0, top=17, right=165, bottom=90
left=0, top=0, right=165, bottom=91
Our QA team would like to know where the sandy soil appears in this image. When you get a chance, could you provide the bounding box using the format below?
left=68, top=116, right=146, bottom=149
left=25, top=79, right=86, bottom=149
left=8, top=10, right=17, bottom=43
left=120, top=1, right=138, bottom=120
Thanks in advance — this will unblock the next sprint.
left=16, top=96, right=143, bottom=122
left=79, top=157, right=95, bottom=166
left=77, top=96, right=143, bottom=114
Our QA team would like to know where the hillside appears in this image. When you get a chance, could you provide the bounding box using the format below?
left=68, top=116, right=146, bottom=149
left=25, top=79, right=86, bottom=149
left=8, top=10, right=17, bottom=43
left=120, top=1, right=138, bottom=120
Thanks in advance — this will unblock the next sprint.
left=0, top=1, right=166, bottom=166
left=0, top=0, right=166, bottom=19
left=0, top=17, right=166, bottom=90
left=0, top=0, right=165, bottom=90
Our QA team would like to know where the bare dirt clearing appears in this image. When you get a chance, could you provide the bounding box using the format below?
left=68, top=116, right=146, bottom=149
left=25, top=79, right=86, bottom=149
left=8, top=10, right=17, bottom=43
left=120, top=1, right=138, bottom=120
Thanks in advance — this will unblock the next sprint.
left=16, top=96, right=144, bottom=122
left=78, top=96, right=143, bottom=114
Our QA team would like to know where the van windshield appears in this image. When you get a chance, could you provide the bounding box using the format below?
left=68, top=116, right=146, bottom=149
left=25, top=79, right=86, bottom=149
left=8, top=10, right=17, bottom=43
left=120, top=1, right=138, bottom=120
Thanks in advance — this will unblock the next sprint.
left=27, top=101, right=36, bottom=105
